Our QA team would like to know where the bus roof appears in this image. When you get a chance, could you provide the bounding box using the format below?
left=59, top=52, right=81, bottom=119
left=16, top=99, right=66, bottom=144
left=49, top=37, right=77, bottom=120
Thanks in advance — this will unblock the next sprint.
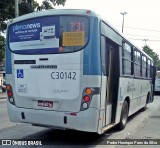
left=8, top=9, right=97, bottom=24
left=100, top=18, right=153, bottom=61
left=8, top=9, right=153, bottom=61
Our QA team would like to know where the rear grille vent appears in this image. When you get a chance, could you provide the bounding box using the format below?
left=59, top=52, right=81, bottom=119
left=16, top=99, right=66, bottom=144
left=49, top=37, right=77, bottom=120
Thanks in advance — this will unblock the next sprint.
left=14, top=60, right=36, bottom=64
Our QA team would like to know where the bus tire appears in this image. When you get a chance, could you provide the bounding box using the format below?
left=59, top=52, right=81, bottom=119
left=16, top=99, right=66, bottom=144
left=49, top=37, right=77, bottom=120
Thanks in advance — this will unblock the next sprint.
left=141, top=93, right=150, bottom=111
left=117, top=100, right=128, bottom=130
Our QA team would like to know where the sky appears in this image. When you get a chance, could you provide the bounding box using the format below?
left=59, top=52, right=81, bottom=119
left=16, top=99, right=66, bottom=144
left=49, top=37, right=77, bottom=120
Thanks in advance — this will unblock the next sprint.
left=38, top=0, right=160, bottom=55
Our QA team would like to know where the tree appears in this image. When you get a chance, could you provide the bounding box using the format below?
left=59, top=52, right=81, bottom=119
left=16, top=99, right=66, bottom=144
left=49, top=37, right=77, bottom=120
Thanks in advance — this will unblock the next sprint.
left=143, top=45, right=160, bottom=70
left=0, top=0, right=67, bottom=32
left=37, top=0, right=66, bottom=11
left=0, top=0, right=14, bottom=32
left=37, top=0, right=53, bottom=11
left=0, top=35, right=5, bottom=64
left=0, top=0, right=67, bottom=63
left=19, top=0, right=39, bottom=16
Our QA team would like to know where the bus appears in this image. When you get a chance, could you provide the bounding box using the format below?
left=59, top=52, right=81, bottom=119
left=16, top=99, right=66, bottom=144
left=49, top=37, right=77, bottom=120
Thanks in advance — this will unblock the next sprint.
left=6, top=9, right=156, bottom=134
left=154, top=70, right=160, bottom=95
left=156, top=70, right=160, bottom=77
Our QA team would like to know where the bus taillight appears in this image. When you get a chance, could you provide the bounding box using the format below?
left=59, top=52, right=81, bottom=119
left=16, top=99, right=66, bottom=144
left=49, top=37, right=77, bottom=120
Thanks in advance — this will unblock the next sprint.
left=6, top=85, right=15, bottom=105
left=85, top=88, right=92, bottom=95
left=7, top=91, right=13, bottom=97
left=83, top=95, right=90, bottom=102
left=80, top=88, right=93, bottom=111
left=6, top=85, right=11, bottom=91
left=81, top=87, right=100, bottom=111
left=82, top=103, right=88, bottom=109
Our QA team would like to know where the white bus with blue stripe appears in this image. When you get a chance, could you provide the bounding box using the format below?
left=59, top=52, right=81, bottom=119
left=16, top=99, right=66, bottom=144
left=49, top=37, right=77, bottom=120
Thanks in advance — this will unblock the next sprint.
left=6, top=9, right=155, bottom=134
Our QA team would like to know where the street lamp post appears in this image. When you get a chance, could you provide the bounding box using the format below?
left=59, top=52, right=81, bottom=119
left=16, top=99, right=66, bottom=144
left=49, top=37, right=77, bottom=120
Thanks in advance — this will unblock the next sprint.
left=15, top=0, right=19, bottom=17
left=120, top=12, right=127, bottom=33
left=143, top=39, right=149, bottom=46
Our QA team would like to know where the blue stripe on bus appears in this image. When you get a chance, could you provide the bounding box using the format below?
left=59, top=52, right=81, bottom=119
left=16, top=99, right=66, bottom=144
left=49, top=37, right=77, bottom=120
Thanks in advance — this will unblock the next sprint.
left=83, top=17, right=101, bottom=75
left=13, top=48, right=59, bottom=54
left=6, top=39, right=12, bottom=74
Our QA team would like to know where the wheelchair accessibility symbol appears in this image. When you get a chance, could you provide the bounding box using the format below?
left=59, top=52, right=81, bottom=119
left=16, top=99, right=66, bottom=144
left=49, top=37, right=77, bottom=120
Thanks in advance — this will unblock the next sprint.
left=17, top=69, right=24, bottom=78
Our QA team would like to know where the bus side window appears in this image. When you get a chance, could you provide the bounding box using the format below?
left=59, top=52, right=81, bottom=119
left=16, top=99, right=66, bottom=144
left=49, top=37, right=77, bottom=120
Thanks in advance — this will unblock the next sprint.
left=147, top=59, right=151, bottom=78
left=122, top=42, right=133, bottom=75
left=134, top=50, right=141, bottom=77
left=142, top=55, right=147, bottom=77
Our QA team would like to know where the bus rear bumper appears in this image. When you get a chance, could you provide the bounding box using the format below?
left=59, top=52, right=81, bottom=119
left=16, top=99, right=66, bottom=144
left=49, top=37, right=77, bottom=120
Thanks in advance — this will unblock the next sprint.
left=7, top=102, right=99, bottom=133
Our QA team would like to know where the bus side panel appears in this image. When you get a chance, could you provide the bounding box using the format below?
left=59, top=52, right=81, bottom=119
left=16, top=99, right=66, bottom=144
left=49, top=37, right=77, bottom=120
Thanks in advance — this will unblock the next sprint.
left=116, top=77, right=152, bottom=124
left=136, top=79, right=151, bottom=109
left=115, top=77, right=133, bottom=124
left=99, top=76, right=107, bottom=129
left=82, top=16, right=101, bottom=133
left=83, top=17, right=101, bottom=76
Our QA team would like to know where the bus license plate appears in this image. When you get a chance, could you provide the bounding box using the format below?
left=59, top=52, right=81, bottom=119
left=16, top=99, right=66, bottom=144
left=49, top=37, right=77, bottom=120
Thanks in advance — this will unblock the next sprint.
left=38, top=100, right=53, bottom=108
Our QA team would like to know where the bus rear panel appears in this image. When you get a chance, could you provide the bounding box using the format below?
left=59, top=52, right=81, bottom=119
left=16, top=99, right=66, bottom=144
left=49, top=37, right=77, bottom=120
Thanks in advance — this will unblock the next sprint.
left=6, top=10, right=102, bottom=133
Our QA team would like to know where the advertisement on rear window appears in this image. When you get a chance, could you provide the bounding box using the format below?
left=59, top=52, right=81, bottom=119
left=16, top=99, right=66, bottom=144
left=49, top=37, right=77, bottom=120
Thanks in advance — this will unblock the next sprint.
left=9, top=16, right=89, bottom=54
left=9, top=16, right=60, bottom=54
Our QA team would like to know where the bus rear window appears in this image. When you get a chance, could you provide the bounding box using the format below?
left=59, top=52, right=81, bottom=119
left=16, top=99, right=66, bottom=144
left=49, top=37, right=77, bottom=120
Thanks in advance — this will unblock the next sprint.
left=9, top=16, right=89, bottom=54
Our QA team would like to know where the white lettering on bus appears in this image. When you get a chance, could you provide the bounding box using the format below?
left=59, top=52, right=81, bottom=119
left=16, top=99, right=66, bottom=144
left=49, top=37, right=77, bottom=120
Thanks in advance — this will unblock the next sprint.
left=13, top=23, right=41, bottom=32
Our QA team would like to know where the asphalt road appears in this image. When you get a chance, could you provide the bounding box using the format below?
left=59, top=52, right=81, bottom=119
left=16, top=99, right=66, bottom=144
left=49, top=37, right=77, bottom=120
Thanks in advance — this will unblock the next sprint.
left=0, top=96, right=160, bottom=147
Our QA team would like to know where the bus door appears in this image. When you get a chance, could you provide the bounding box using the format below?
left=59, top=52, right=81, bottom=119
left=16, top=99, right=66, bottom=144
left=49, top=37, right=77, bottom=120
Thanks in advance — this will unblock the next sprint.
left=105, top=39, right=119, bottom=126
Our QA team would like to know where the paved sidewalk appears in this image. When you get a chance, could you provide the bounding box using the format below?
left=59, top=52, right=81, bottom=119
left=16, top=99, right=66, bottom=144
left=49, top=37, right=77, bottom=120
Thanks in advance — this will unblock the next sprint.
left=0, top=92, right=7, bottom=99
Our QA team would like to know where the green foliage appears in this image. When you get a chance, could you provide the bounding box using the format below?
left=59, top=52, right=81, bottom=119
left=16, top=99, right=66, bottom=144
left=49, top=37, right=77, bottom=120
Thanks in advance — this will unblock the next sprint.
left=0, top=35, right=5, bottom=63
left=0, top=0, right=66, bottom=64
left=0, top=0, right=14, bottom=32
left=0, top=0, right=67, bottom=31
left=37, top=0, right=66, bottom=11
left=143, top=45, right=160, bottom=70
left=50, top=0, right=66, bottom=6
left=19, top=0, right=39, bottom=16
left=37, top=0, right=53, bottom=11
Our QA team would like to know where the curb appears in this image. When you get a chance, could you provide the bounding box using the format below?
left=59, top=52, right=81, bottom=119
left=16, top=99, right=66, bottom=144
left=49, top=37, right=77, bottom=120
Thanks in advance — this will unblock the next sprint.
left=0, top=92, right=7, bottom=100
left=0, top=97, right=6, bottom=99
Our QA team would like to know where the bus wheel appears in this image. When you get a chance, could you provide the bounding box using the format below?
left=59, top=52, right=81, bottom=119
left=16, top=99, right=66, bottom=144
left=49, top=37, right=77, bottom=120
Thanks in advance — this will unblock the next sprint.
left=141, top=93, right=150, bottom=111
left=117, top=100, right=128, bottom=130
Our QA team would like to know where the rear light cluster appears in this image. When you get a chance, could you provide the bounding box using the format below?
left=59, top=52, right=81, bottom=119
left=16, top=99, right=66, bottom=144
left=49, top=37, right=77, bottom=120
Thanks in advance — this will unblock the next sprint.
left=80, top=88, right=93, bottom=111
left=6, top=85, right=15, bottom=105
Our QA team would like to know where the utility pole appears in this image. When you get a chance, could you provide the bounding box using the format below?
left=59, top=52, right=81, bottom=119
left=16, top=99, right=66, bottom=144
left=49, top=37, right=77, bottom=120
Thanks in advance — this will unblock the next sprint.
left=143, top=39, right=149, bottom=46
left=120, top=12, right=127, bottom=33
left=15, top=0, right=19, bottom=17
